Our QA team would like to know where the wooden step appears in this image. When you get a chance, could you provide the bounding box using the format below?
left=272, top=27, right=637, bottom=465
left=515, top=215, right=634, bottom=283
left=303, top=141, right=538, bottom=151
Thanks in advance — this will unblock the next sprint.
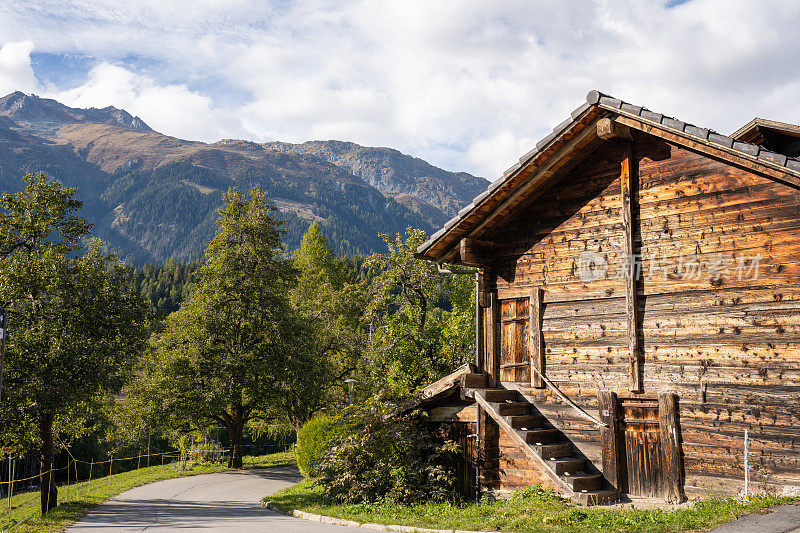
left=564, top=473, right=603, bottom=492
left=460, top=373, right=488, bottom=388
left=548, top=457, right=585, bottom=476
left=496, top=402, right=530, bottom=416
left=472, top=389, right=615, bottom=505
left=571, top=489, right=619, bottom=506
left=531, top=442, right=572, bottom=459
left=483, top=389, right=518, bottom=402
left=520, top=428, right=560, bottom=445
left=506, top=414, right=542, bottom=429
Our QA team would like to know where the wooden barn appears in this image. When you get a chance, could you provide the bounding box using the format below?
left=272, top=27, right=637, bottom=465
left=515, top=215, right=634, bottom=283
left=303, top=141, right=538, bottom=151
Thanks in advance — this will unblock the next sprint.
left=412, top=91, right=800, bottom=505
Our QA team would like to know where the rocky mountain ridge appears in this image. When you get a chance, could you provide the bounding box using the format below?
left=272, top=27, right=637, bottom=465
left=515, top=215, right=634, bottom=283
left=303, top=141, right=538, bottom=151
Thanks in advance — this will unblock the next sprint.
left=0, top=92, right=487, bottom=262
left=0, top=91, right=152, bottom=133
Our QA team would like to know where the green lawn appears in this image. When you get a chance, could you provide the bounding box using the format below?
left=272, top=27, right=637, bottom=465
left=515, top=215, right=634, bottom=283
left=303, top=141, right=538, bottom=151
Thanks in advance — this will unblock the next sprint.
left=0, top=451, right=296, bottom=533
left=266, top=481, right=799, bottom=533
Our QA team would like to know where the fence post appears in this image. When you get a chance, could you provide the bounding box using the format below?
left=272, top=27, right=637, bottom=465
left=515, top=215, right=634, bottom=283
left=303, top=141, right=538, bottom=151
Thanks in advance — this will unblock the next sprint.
left=88, top=459, right=93, bottom=498
left=8, top=459, right=17, bottom=509
left=65, top=459, right=70, bottom=502
left=46, top=462, right=53, bottom=513
left=73, top=459, right=78, bottom=501
left=744, top=428, right=750, bottom=499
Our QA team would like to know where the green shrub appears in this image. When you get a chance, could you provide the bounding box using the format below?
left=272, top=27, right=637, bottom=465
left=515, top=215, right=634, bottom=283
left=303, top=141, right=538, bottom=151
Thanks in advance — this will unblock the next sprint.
left=318, top=406, right=460, bottom=505
left=297, top=414, right=347, bottom=478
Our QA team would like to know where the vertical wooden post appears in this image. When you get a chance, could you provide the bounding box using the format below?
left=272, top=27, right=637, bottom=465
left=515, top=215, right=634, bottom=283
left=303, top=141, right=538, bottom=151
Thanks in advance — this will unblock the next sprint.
left=599, top=391, right=623, bottom=494
left=529, top=287, right=545, bottom=388
left=620, top=142, right=643, bottom=392
left=486, top=292, right=499, bottom=387
left=476, top=273, right=485, bottom=374
left=658, top=392, right=685, bottom=503
left=478, top=408, right=499, bottom=490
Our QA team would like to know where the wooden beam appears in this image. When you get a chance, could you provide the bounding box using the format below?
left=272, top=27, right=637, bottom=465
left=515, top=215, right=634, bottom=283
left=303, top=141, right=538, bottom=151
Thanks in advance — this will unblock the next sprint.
left=486, top=291, right=500, bottom=387
left=475, top=273, right=485, bottom=375
left=398, top=363, right=479, bottom=413
left=658, top=392, right=686, bottom=504
left=476, top=271, right=489, bottom=308
left=460, top=238, right=482, bottom=266
left=620, top=141, right=643, bottom=392
left=599, top=391, right=623, bottom=495
left=597, top=117, right=632, bottom=140
left=459, top=238, right=503, bottom=266
left=613, top=114, right=800, bottom=189
left=529, top=287, right=545, bottom=388
left=478, top=404, right=499, bottom=489
left=437, top=117, right=603, bottom=263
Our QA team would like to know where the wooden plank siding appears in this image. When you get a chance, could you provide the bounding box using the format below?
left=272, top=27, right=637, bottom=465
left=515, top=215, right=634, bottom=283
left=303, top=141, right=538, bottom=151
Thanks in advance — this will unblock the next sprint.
left=479, top=132, right=800, bottom=495
left=495, top=432, right=559, bottom=491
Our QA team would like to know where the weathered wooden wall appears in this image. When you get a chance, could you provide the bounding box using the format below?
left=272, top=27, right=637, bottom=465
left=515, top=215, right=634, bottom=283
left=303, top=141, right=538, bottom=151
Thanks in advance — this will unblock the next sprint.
left=478, top=132, right=800, bottom=495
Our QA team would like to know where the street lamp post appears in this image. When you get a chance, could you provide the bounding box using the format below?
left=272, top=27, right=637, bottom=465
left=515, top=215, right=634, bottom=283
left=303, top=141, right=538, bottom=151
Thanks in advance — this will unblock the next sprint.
left=344, top=379, right=358, bottom=406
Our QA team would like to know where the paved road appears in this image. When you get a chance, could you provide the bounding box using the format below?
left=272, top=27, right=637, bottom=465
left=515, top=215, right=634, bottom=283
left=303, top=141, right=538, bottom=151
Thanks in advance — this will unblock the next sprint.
left=67, top=466, right=362, bottom=532
left=708, top=504, right=800, bottom=533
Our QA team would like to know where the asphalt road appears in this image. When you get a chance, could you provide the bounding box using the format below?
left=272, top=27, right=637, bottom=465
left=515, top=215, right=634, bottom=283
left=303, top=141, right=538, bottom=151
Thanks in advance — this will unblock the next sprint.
left=66, top=465, right=800, bottom=533
left=67, top=466, right=363, bottom=532
left=708, top=504, right=800, bottom=533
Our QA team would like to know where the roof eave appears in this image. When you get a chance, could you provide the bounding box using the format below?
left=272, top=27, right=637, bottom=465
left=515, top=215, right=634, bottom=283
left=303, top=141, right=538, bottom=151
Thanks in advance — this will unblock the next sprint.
left=417, top=91, right=800, bottom=265
left=415, top=98, right=603, bottom=263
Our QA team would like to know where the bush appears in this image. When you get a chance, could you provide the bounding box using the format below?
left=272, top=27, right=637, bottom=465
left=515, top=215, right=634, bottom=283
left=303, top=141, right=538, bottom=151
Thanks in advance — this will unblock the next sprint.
left=297, top=414, right=347, bottom=478
left=318, top=406, right=460, bottom=505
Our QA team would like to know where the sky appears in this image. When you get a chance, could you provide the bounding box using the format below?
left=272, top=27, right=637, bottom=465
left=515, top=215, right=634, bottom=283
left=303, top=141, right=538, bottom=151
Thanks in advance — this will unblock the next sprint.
left=1, top=0, right=799, bottom=179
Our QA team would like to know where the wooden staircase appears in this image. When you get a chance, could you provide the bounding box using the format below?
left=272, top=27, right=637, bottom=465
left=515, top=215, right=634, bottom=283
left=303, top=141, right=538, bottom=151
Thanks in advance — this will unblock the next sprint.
left=468, top=387, right=618, bottom=505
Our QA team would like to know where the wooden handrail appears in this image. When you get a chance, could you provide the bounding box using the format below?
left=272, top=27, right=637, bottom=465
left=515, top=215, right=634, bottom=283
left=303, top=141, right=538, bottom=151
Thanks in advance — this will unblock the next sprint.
left=529, top=366, right=608, bottom=428
left=473, top=390, right=574, bottom=497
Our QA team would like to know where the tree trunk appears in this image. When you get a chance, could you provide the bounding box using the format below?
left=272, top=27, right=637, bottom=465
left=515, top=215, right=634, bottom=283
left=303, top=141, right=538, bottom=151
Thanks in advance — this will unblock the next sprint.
left=225, top=409, right=244, bottom=469
left=39, top=412, right=57, bottom=515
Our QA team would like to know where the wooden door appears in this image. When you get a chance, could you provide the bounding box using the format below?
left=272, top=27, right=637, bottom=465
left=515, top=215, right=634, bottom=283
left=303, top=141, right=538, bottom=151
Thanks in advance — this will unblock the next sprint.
left=499, top=298, right=529, bottom=382
left=620, top=398, right=663, bottom=497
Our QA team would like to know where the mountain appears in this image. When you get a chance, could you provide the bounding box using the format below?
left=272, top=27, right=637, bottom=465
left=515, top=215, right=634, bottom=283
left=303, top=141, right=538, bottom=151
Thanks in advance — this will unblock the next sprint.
left=0, top=92, right=487, bottom=262
left=263, top=140, right=484, bottom=217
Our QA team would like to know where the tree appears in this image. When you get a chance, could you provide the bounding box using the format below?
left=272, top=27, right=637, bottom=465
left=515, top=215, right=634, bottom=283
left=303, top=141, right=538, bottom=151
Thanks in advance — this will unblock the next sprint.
left=0, top=173, right=147, bottom=514
left=269, top=223, right=366, bottom=434
left=134, top=185, right=298, bottom=468
left=365, top=228, right=475, bottom=398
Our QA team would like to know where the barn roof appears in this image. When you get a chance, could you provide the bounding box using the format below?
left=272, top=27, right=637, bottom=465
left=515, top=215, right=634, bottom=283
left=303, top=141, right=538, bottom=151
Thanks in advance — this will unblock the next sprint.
left=732, top=117, right=800, bottom=143
left=416, top=90, right=800, bottom=264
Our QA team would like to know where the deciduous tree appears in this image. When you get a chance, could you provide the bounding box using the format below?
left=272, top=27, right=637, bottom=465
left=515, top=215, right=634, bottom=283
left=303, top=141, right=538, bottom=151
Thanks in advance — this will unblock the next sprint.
left=134, top=185, right=298, bottom=468
left=0, top=173, right=147, bottom=514
left=270, top=223, right=366, bottom=433
left=364, top=228, right=475, bottom=397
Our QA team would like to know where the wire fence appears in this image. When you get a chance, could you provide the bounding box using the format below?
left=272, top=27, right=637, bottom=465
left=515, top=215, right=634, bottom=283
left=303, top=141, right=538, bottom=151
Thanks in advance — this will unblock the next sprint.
left=0, top=442, right=293, bottom=517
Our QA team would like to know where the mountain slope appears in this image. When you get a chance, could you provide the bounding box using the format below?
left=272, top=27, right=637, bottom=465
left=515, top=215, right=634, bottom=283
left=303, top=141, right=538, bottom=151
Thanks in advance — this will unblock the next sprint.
left=0, top=92, right=487, bottom=262
left=264, top=140, right=486, bottom=217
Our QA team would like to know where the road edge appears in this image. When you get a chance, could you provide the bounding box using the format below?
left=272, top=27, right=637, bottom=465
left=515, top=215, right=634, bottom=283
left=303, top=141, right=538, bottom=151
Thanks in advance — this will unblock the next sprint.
left=261, top=501, right=480, bottom=533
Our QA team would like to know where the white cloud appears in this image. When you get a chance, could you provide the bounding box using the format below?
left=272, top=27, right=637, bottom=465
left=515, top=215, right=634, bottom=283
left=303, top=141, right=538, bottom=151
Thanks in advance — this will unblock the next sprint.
left=0, top=41, right=40, bottom=96
left=53, top=63, right=239, bottom=142
left=1, top=1, right=800, bottom=178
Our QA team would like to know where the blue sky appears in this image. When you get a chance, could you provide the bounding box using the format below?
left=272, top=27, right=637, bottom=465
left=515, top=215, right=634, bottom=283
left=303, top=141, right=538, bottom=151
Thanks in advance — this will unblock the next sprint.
left=1, top=0, right=800, bottom=178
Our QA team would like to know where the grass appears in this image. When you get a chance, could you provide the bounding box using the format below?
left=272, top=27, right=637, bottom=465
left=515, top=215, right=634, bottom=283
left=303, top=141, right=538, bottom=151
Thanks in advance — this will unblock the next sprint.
left=0, top=451, right=296, bottom=533
left=266, top=481, right=800, bottom=533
